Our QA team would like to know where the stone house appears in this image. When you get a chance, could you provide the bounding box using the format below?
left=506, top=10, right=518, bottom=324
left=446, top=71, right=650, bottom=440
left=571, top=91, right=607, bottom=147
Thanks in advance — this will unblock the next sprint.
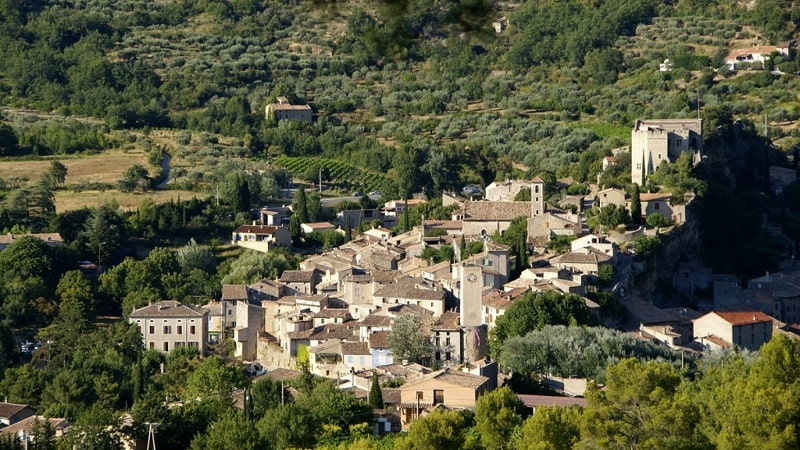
left=278, top=270, right=320, bottom=295
left=398, top=369, right=492, bottom=428
left=265, top=97, right=312, bottom=122
left=373, top=278, right=447, bottom=317
left=693, top=311, right=774, bottom=352
left=596, top=188, right=627, bottom=209
left=129, top=301, right=208, bottom=354
left=231, top=224, right=291, bottom=253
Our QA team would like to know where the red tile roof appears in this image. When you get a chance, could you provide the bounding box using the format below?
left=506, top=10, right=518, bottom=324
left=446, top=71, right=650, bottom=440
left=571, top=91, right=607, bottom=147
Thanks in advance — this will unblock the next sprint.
left=713, top=311, right=773, bottom=325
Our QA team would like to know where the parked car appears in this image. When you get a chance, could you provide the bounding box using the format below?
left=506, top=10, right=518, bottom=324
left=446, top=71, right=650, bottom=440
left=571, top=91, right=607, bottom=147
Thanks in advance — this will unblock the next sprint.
left=462, top=185, right=482, bottom=195
left=352, top=191, right=364, bottom=197
left=369, top=190, right=381, bottom=197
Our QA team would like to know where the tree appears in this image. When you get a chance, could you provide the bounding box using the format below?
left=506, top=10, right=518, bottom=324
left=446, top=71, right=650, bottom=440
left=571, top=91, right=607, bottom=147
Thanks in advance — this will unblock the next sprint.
left=46, top=160, right=68, bottom=187
left=515, top=406, right=582, bottom=450
left=119, top=164, right=151, bottom=192
left=249, top=377, right=286, bottom=421
left=0, top=123, right=17, bottom=155
left=368, top=373, right=383, bottom=410
left=184, top=356, right=249, bottom=400
left=256, top=403, right=316, bottom=450
left=395, top=409, right=467, bottom=450
left=84, top=202, right=127, bottom=267
left=499, top=326, right=683, bottom=384
left=474, top=386, right=524, bottom=450
left=388, top=314, right=432, bottom=364
left=190, top=412, right=264, bottom=450
left=221, top=247, right=299, bottom=284
left=490, top=291, right=596, bottom=356
left=646, top=213, right=666, bottom=228
left=294, top=187, right=309, bottom=223
left=580, top=359, right=702, bottom=449
left=307, top=191, right=322, bottom=222
left=629, top=183, right=641, bottom=225
left=56, top=270, right=95, bottom=317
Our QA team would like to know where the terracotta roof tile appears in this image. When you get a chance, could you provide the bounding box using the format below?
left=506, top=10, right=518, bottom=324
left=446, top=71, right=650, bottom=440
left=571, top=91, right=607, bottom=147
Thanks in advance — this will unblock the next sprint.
left=370, top=330, right=390, bottom=348
left=342, top=341, right=371, bottom=355
left=221, top=284, right=249, bottom=301
left=709, top=311, right=773, bottom=325
left=279, top=270, right=316, bottom=283
left=460, top=201, right=531, bottom=221
left=129, top=300, right=207, bottom=318
left=232, top=224, right=280, bottom=234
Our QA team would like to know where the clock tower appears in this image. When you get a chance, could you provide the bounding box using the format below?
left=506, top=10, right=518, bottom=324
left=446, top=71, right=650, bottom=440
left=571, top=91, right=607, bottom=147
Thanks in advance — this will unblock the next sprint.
left=460, top=263, right=483, bottom=327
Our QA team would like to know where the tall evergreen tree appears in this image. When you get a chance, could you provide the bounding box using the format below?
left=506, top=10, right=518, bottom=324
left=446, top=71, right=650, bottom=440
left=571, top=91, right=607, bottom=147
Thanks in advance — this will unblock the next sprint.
left=368, top=373, right=383, bottom=410
left=294, top=187, right=309, bottom=223
left=630, top=183, right=642, bottom=225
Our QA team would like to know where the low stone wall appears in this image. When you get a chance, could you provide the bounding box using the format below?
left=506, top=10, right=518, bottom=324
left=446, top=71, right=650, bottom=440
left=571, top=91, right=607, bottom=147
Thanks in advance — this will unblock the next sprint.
left=257, top=339, right=297, bottom=371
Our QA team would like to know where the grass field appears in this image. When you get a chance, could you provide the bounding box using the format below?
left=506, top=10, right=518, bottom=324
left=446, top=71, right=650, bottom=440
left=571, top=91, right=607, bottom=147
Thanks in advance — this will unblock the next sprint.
left=0, top=149, right=151, bottom=185
left=55, top=189, right=209, bottom=212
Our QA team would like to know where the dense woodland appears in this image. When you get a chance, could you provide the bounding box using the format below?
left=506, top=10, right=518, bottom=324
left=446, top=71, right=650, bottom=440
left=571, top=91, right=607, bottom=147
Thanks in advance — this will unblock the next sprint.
left=2, top=0, right=800, bottom=448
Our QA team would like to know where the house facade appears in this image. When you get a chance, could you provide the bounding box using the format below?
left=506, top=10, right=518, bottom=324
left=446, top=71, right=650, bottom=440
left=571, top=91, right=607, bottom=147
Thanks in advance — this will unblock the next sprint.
left=398, top=369, right=491, bottom=427
left=693, top=311, right=773, bottom=351
left=231, top=224, right=291, bottom=253
left=129, top=300, right=209, bottom=354
left=265, top=97, right=312, bottom=122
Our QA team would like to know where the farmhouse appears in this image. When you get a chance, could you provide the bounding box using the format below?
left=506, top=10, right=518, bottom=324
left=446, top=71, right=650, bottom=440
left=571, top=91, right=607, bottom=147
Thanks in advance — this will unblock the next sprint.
left=265, top=97, right=312, bottom=122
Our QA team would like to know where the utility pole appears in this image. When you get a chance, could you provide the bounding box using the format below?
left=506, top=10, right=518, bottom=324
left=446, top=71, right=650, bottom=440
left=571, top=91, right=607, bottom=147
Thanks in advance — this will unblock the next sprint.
left=144, top=422, right=160, bottom=450
left=318, top=167, right=323, bottom=193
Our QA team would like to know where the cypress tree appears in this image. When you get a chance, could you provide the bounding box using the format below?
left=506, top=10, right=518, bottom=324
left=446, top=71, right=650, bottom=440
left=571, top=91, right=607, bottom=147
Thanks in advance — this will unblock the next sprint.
left=344, top=215, right=352, bottom=242
left=294, top=187, right=309, bottom=223
left=630, top=184, right=641, bottom=225
left=368, top=372, right=384, bottom=409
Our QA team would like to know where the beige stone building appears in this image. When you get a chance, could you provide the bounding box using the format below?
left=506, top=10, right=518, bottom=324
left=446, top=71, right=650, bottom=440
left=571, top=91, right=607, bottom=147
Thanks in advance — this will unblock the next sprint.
left=231, top=224, right=291, bottom=253
left=129, top=301, right=209, bottom=354
left=265, top=97, right=312, bottom=122
left=631, top=119, right=702, bottom=185
left=399, top=369, right=492, bottom=427
left=693, top=311, right=774, bottom=351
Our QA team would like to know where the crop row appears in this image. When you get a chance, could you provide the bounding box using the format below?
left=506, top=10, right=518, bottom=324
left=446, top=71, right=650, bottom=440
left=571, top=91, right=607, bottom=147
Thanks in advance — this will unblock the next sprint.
left=273, top=156, right=390, bottom=191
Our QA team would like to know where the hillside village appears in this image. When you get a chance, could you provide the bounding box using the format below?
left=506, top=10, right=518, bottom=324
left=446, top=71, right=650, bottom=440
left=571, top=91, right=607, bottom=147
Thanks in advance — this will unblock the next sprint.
left=108, top=117, right=800, bottom=432
left=4, top=0, right=800, bottom=446
left=3, top=115, right=800, bottom=446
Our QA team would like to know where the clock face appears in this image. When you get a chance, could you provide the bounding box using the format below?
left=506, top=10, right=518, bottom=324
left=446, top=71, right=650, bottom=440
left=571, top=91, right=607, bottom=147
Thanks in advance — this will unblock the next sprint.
left=467, top=273, right=478, bottom=283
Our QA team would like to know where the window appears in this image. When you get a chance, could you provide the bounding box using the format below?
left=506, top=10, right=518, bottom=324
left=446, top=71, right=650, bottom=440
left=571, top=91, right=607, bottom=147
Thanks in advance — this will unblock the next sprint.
left=149, top=326, right=155, bottom=334
left=175, top=342, right=185, bottom=348
left=445, top=337, right=451, bottom=346
left=163, top=326, right=172, bottom=334
left=177, top=326, right=183, bottom=335
left=433, top=390, right=445, bottom=405
left=416, top=391, right=424, bottom=401
left=163, top=342, right=169, bottom=352
left=190, top=326, right=196, bottom=335
left=654, top=203, right=660, bottom=210
left=446, top=352, right=451, bottom=361
left=149, top=342, right=154, bottom=350
left=188, top=342, right=198, bottom=349
left=636, top=163, right=642, bottom=170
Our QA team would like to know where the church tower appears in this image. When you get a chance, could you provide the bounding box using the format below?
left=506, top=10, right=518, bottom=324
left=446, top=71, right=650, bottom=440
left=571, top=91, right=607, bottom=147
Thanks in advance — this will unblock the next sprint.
left=459, top=263, right=483, bottom=327
left=531, top=177, right=545, bottom=217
